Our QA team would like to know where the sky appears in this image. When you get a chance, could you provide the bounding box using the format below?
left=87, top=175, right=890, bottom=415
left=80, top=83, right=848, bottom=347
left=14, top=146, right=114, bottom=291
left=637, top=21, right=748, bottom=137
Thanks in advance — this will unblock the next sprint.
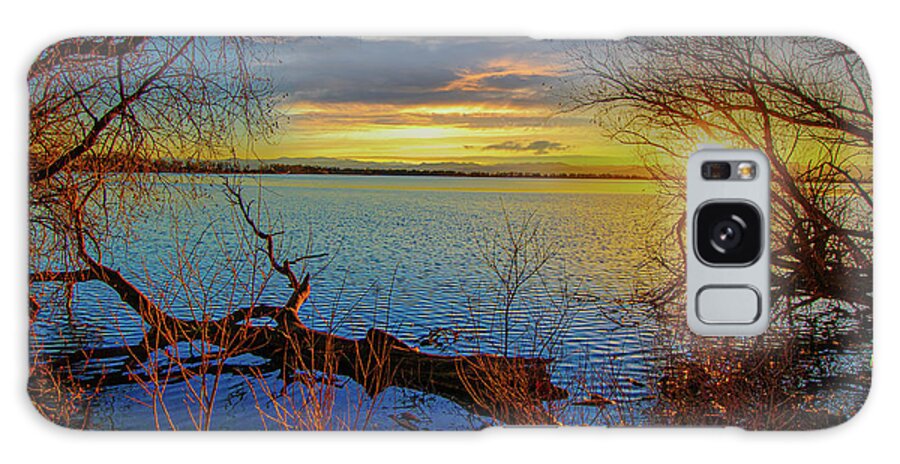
left=253, top=37, right=638, bottom=167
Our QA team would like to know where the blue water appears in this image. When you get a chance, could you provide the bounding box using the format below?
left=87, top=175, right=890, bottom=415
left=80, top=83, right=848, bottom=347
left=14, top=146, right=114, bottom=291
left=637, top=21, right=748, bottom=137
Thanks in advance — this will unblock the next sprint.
left=32, top=174, right=665, bottom=429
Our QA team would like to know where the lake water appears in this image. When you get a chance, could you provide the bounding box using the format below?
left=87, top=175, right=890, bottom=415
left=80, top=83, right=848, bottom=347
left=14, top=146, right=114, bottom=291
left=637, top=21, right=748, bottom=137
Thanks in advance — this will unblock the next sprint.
left=31, top=174, right=677, bottom=429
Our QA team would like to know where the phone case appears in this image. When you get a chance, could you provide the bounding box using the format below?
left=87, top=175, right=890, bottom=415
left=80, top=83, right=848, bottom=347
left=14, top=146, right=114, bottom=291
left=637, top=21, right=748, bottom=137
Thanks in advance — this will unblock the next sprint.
left=28, top=36, right=872, bottom=430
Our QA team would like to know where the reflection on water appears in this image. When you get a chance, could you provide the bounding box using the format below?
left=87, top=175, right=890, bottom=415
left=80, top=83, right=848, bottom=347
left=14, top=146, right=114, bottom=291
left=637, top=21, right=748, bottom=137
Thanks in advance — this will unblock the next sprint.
left=32, top=175, right=665, bottom=428
left=29, top=175, right=867, bottom=429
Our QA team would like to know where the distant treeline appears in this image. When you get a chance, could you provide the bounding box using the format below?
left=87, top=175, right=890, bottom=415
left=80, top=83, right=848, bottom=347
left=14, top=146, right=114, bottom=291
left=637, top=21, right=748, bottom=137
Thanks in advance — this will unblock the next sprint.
left=150, top=158, right=651, bottom=180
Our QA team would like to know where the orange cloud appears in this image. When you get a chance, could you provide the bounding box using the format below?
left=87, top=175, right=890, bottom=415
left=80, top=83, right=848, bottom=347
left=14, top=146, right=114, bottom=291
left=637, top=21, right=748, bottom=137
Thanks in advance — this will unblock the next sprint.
left=440, top=58, right=562, bottom=93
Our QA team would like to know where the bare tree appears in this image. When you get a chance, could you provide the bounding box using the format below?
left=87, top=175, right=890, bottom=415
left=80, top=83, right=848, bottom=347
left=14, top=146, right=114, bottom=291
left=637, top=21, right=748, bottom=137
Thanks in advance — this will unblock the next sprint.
left=27, top=37, right=281, bottom=426
left=475, top=207, right=558, bottom=357
left=29, top=37, right=278, bottom=295
left=565, top=37, right=872, bottom=321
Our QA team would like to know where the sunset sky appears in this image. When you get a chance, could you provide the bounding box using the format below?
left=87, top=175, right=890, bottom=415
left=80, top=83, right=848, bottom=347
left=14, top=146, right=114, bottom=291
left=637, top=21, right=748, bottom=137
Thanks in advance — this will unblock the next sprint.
left=254, top=37, right=638, bottom=167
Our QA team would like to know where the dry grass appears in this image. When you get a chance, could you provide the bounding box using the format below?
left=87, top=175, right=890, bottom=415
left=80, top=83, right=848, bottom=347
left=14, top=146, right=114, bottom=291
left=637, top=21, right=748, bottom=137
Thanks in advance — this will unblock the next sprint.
left=28, top=345, right=103, bottom=429
left=650, top=336, right=862, bottom=430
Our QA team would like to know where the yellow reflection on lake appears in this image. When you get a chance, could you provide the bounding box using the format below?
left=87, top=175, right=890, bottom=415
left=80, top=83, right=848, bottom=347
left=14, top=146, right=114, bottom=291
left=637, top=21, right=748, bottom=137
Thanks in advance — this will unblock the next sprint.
left=255, top=175, right=658, bottom=195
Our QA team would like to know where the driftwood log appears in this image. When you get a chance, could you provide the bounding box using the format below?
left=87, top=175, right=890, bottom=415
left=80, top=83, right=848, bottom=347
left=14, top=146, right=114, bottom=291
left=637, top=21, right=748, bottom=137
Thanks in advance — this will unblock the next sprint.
left=30, top=185, right=567, bottom=425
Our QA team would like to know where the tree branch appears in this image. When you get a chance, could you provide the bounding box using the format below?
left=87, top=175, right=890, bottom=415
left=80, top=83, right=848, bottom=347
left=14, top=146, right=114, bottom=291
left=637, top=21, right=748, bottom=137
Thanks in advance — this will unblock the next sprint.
left=30, top=38, right=194, bottom=184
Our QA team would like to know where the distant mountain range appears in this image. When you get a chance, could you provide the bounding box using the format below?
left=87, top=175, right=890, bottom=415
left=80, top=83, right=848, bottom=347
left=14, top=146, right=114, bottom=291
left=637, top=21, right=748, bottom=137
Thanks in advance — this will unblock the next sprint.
left=231, top=157, right=652, bottom=178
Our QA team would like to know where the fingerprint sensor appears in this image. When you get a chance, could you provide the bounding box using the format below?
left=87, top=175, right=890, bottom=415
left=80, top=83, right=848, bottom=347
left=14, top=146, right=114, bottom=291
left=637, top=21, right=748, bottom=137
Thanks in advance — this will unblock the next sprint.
left=696, top=286, right=761, bottom=324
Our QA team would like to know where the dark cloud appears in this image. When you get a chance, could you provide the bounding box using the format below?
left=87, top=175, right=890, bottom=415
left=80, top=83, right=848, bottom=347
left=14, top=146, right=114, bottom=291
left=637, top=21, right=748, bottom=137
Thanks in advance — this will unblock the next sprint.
left=477, top=74, right=539, bottom=90
left=263, top=37, right=563, bottom=107
left=477, top=140, right=570, bottom=155
left=288, top=109, right=578, bottom=130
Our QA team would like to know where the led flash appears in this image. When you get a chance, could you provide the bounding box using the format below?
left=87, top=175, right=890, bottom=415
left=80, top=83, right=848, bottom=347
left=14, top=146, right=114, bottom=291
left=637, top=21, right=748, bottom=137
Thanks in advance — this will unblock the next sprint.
left=737, top=162, right=756, bottom=180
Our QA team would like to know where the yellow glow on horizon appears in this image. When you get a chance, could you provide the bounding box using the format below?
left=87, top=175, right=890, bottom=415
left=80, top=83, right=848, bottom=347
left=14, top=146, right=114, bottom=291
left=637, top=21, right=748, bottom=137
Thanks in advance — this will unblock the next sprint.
left=251, top=98, right=636, bottom=167
left=320, top=125, right=473, bottom=140
left=255, top=56, right=638, bottom=167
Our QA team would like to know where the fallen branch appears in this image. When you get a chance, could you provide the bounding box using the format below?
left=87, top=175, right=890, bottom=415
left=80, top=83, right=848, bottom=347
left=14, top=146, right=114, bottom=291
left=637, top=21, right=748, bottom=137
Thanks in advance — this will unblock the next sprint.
left=35, top=271, right=567, bottom=423
left=32, top=184, right=568, bottom=424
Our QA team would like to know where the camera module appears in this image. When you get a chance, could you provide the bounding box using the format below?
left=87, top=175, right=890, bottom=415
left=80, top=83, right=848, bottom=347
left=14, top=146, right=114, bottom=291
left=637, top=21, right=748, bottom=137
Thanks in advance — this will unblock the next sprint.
left=694, top=201, right=762, bottom=265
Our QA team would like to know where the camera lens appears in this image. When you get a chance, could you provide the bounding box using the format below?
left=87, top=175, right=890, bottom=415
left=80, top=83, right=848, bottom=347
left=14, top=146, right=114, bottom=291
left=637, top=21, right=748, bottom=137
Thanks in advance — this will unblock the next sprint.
left=710, top=218, right=743, bottom=251
left=695, top=202, right=762, bottom=265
